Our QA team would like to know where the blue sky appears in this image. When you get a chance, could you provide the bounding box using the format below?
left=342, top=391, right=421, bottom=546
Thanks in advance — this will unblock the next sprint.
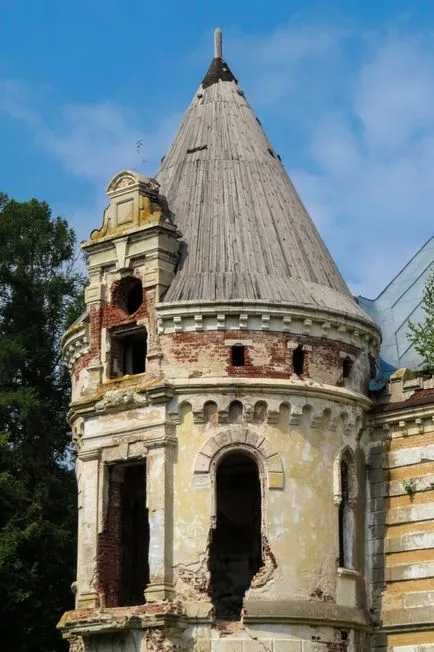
left=1, top=0, right=434, bottom=297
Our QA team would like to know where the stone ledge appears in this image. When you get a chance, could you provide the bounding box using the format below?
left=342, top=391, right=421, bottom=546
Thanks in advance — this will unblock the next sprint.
left=58, top=608, right=188, bottom=637
left=156, top=300, right=380, bottom=355
left=380, top=605, right=434, bottom=628
left=243, top=599, right=371, bottom=630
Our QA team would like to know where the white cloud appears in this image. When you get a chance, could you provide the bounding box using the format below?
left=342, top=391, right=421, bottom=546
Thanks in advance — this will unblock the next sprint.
left=0, top=79, right=180, bottom=244
left=228, top=25, right=434, bottom=297
left=0, top=80, right=179, bottom=184
left=2, top=24, right=434, bottom=299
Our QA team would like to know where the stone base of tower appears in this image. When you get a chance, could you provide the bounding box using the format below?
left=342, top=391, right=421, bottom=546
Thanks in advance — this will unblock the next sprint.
left=59, top=604, right=371, bottom=652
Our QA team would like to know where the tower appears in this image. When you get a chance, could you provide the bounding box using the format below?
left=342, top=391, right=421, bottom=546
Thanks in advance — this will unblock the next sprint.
left=60, top=30, right=380, bottom=652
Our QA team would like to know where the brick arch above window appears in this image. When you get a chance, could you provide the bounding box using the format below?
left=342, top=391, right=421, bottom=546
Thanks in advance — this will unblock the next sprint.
left=193, top=424, right=284, bottom=489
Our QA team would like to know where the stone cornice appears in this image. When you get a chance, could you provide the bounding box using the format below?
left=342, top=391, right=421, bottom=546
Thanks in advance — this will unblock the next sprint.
left=170, top=377, right=373, bottom=411
left=58, top=601, right=370, bottom=636
left=67, top=378, right=372, bottom=427
left=156, top=299, right=380, bottom=353
left=371, top=404, right=434, bottom=427
left=243, top=599, right=371, bottom=631
left=62, top=321, right=90, bottom=369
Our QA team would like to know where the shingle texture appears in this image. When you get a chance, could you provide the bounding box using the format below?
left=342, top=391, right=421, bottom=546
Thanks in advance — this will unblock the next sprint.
left=156, top=57, right=368, bottom=320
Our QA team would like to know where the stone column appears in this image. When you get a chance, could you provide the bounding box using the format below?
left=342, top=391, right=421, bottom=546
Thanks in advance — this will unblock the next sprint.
left=144, top=443, right=175, bottom=601
left=76, top=448, right=100, bottom=609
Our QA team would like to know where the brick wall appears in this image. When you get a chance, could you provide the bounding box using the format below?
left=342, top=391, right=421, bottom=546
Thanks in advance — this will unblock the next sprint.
left=160, top=331, right=361, bottom=385
left=97, top=470, right=122, bottom=608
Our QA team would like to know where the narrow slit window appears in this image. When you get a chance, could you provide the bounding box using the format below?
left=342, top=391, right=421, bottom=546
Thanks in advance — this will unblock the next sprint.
left=342, top=356, right=353, bottom=379
left=292, top=344, right=304, bottom=376
left=231, top=345, right=245, bottom=367
left=338, top=459, right=353, bottom=568
left=210, top=452, right=263, bottom=620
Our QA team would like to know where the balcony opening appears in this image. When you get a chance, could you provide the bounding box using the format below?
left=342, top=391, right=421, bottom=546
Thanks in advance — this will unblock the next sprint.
left=98, top=462, right=149, bottom=607
left=231, top=345, right=245, bottom=367
left=210, top=452, right=262, bottom=620
left=120, top=464, right=149, bottom=606
left=292, top=344, right=304, bottom=376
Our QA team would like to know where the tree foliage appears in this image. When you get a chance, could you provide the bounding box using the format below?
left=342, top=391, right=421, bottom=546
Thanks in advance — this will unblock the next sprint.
left=0, top=194, right=85, bottom=651
left=408, top=271, right=434, bottom=373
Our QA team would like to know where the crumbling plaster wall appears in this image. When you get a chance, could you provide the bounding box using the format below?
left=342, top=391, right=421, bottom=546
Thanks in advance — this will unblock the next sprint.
left=74, top=399, right=170, bottom=608
left=367, top=372, right=434, bottom=651
left=171, top=390, right=367, bottom=608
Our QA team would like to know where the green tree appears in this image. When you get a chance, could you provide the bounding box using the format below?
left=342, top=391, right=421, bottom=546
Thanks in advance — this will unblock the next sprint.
left=0, top=194, right=85, bottom=651
left=408, top=271, right=434, bottom=373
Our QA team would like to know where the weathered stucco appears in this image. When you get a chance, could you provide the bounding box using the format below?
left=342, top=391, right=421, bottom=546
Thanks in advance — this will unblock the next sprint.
left=58, top=37, right=434, bottom=652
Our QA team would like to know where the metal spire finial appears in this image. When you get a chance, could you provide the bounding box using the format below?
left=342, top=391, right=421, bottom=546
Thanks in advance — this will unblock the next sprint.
left=214, top=27, right=223, bottom=59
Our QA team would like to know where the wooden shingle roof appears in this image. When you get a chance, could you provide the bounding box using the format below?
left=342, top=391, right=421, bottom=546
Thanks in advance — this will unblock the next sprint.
left=156, top=33, right=367, bottom=320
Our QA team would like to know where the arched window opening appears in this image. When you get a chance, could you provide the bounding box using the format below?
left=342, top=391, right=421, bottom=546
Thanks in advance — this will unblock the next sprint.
left=292, top=344, right=304, bottom=376
left=253, top=401, right=267, bottom=424
left=112, top=276, right=143, bottom=315
left=228, top=400, right=243, bottom=424
left=342, top=356, right=353, bottom=379
left=110, top=325, right=147, bottom=378
left=338, top=458, right=353, bottom=569
left=210, top=452, right=262, bottom=620
left=204, top=401, right=218, bottom=424
left=126, top=279, right=143, bottom=315
left=231, top=345, right=245, bottom=367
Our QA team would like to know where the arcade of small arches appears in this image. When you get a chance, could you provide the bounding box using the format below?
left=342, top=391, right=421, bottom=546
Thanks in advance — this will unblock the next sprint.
left=175, top=397, right=363, bottom=436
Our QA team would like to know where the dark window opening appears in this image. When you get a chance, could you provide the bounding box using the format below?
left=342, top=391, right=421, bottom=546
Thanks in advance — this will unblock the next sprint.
left=124, top=332, right=146, bottom=375
left=342, top=356, right=353, bottom=379
left=98, top=462, right=149, bottom=607
left=126, top=280, right=143, bottom=315
left=231, top=345, right=245, bottom=367
left=120, top=464, right=150, bottom=606
left=112, top=276, right=143, bottom=315
left=292, top=344, right=304, bottom=376
left=110, top=326, right=147, bottom=378
left=210, top=452, right=262, bottom=620
left=338, top=459, right=352, bottom=568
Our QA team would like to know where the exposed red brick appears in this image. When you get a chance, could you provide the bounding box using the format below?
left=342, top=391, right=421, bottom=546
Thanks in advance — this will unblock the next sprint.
left=97, top=472, right=122, bottom=607
left=160, top=331, right=359, bottom=384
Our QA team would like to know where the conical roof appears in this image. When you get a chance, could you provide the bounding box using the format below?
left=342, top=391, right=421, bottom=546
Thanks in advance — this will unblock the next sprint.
left=156, top=31, right=366, bottom=320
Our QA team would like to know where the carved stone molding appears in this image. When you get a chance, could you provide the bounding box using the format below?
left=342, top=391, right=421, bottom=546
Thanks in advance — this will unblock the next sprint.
left=62, top=322, right=90, bottom=369
left=193, top=424, right=284, bottom=490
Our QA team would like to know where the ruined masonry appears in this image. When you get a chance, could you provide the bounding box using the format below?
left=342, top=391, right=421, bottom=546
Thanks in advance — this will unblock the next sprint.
left=59, top=29, right=434, bottom=652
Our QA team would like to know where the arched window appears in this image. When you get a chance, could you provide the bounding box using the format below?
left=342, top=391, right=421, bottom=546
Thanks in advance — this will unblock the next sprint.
left=204, top=400, right=218, bottom=424
left=126, top=279, right=143, bottom=315
left=335, top=449, right=356, bottom=569
left=228, top=400, right=243, bottom=424
left=112, top=276, right=143, bottom=315
left=210, top=452, right=262, bottom=620
left=253, top=401, right=267, bottom=424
